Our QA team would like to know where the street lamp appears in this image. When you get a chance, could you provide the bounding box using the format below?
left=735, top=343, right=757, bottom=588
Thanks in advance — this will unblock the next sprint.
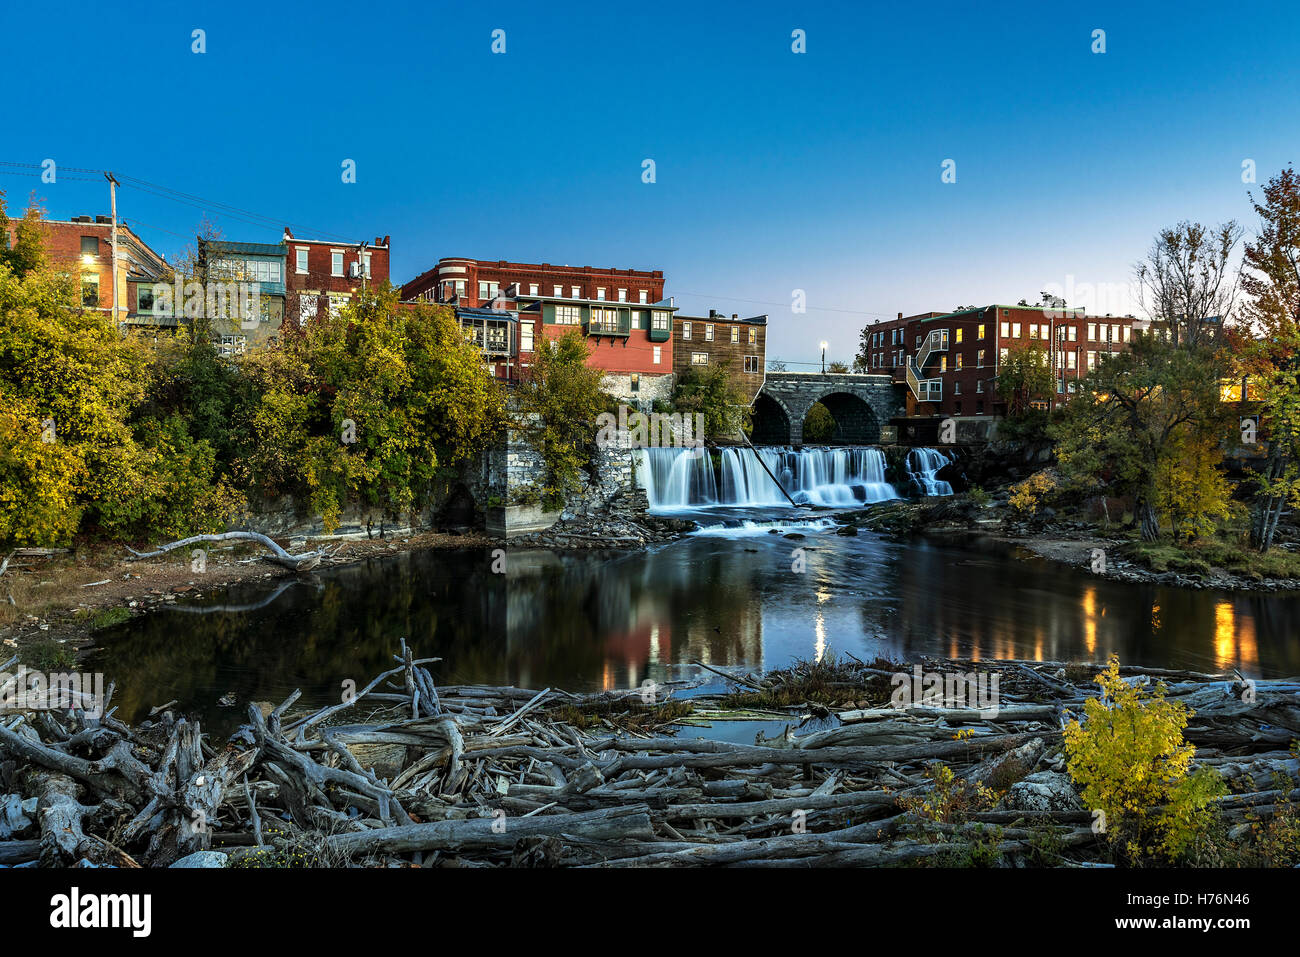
left=820, top=341, right=828, bottom=374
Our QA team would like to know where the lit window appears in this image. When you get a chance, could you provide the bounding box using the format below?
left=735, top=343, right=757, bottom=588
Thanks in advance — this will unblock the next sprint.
left=730, top=326, right=739, bottom=343
left=955, top=328, right=963, bottom=344
left=955, top=353, right=963, bottom=370
left=748, top=327, right=756, bottom=345
left=683, top=322, right=692, bottom=339
left=978, top=324, right=985, bottom=339
left=691, top=352, right=708, bottom=365
left=705, top=324, right=714, bottom=341
left=745, top=355, right=760, bottom=373
left=977, top=349, right=985, bottom=368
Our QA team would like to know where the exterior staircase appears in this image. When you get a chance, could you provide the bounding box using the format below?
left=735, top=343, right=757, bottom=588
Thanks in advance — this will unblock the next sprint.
left=907, top=328, right=948, bottom=402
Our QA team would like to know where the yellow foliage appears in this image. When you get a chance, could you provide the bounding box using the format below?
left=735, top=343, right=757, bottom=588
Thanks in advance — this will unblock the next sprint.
left=1063, top=655, right=1225, bottom=862
left=1008, top=470, right=1057, bottom=515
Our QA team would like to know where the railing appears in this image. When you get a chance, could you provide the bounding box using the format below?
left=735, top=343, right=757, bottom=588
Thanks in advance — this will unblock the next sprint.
left=915, top=329, right=949, bottom=372
left=905, top=360, right=943, bottom=402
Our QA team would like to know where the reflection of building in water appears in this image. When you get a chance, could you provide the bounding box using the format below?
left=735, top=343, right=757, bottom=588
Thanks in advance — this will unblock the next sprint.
left=1213, top=601, right=1259, bottom=672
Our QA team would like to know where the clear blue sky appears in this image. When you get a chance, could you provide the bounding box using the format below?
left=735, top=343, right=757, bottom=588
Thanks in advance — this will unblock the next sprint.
left=3, top=0, right=1297, bottom=368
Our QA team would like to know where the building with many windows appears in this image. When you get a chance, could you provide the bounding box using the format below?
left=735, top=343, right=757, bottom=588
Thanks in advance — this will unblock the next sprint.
left=4, top=215, right=170, bottom=328
left=283, top=229, right=390, bottom=327
left=862, top=305, right=1138, bottom=419
left=671, top=311, right=768, bottom=402
left=400, top=257, right=675, bottom=399
left=196, top=238, right=288, bottom=354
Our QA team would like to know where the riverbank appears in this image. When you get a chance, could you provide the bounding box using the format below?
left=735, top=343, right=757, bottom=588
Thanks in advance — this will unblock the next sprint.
left=846, top=495, right=1300, bottom=593
left=3, top=646, right=1296, bottom=868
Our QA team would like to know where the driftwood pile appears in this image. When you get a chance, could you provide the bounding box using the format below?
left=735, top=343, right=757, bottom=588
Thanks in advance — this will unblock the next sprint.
left=1, top=647, right=1298, bottom=868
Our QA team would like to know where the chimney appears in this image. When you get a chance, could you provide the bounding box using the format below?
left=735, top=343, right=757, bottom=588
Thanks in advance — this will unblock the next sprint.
left=897, top=312, right=903, bottom=320
left=95, top=215, right=110, bottom=224
left=732, top=313, right=738, bottom=320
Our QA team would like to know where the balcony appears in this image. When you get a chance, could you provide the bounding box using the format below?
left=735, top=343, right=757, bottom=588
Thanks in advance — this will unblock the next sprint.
left=905, top=360, right=943, bottom=402
left=585, top=315, right=631, bottom=337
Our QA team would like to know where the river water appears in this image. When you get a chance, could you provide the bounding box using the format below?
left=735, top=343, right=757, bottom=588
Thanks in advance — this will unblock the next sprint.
left=87, top=506, right=1300, bottom=730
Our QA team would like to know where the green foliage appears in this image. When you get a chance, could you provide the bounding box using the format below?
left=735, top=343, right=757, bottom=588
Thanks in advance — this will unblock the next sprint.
left=1063, top=655, right=1226, bottom=863
left=996, top=342, right=1052, bottom=416
left=967, top=485, right=991, bottom=507
left=803, top=401, right=835, bottom=443
left=515, top=329, right=610, bottom=509
left=672, top=359, right=751, bottom=440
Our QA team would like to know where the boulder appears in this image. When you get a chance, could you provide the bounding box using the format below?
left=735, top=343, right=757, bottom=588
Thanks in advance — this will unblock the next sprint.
left=1000, top=770, right=1082, bottom=813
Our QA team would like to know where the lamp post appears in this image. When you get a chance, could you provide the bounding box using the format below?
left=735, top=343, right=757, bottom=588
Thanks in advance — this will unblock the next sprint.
left=820, top=341, right=828, bottom=374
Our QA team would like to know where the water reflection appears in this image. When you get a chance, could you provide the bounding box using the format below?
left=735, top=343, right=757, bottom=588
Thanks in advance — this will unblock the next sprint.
left=87, top=526, right=1300, bottom=730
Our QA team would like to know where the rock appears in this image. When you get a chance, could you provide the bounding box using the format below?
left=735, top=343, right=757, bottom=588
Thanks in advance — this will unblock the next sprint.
left=170, top=850, right=229, bottom=868
left=1001, top=770, right=1081, bottom=813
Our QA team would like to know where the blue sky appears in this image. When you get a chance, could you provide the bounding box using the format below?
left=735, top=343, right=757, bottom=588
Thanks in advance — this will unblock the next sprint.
left=2, top=0, right=1297, bottom=368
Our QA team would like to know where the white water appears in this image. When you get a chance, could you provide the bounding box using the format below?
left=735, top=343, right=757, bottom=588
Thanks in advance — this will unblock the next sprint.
left=907, top=448, right=954, bottom=496
left=640, top=446, right=947, bottom=510
left=690, top=517, right=839, bottom=538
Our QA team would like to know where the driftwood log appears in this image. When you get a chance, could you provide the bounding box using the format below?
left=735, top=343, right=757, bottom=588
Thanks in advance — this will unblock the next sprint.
left=1, top=646, right=1297, bottom=868
left=125, top=531, right=332, bottom=572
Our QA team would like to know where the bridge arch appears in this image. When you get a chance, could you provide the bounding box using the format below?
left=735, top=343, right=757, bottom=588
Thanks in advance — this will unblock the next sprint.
left=750, top=392, right=793, bottom=445
left=806, top=391, right=879, bottom=445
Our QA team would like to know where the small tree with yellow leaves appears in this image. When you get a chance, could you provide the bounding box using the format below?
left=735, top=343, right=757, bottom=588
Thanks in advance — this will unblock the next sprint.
left=1063, top=655, right=1224, bottom=863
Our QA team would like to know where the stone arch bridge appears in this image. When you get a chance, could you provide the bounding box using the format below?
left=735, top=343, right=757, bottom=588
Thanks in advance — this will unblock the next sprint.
left=751, top=372, right=903, bottom=445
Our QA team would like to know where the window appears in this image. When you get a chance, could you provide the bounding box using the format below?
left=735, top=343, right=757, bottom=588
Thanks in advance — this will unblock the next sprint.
left=954, top=401, right=962, bottom=415
left=554, top=305, right=582, bottom=325
left=999, top=347, right=1009, bottom=362
left=652, top=310, right=670, bottom=331
left=362, top=252, right=372, bottom=279
left=81, top=273, right=99, bottom=307
left=939, top=356, right=947, bottom=372
left=1087, top=350, right=1097, bottom=367
left=596, top=287, right=606, bottom=300
left=705, top=324, right=714, bottom=341
left=977, top=348, right=985, bottom=368
left=748, top=327, right=757, bottom=345
left=520, top=324, right=534, bottom=352
left=80, top=236, right=98, bottom=255
left=745, top=355, right=760, bottom=373
left=553, top=285, right=563, bottom=296
left=1088, top=323, right=1097, bottom=341
left=976, top=400, right=984, bottom=414
left=639, top=290, right=647, bottom=303
left=617, top=288, right=627, bottom=302
left=529, top=283, right=540, bottom=296
left=1029, top=325, right=1038, bottom=339
left=1000, top=322, right=1009, bottom=338
left=955, top=328, right=963, bottom=344
left=978, top=324, right=985, bottom=339
left=630, top=373, right=640, bottom=393
left=1067, top=352, right=1076, bottom=369
left=1068, top=325, right=1077, bottom=341
left=218, top=335, right=248, bottom=357
left=976, top=379, right=984, bottom=393
left=955, top=353, right=963, bottom=370
left=653, top=345, right=662, bottom=364
left=571, top=286, right=580, bottom=299
left=916, top=335, right=922, bottom=347
left=682, top=321, right=692, bottom=339
left=691, top=352, right=709, bottom=365
left=478, top=281, right=499, bottom=300
left=1122, top=325, right=1130, bottom=342
left=331, top=251, right=344, bottom=276
left=1012, top=323, right=1021, bottom=338
left=1040, top=324, right=1049, bottom=339
left=137, top=284, right=155, bottom=313
left=589, top=307, right=620, bottom=333
left=954, top=381, right=961, bottom=395
left=730, top=326, right=739, bottom=343
left=296, top=248, right=309, bottom=273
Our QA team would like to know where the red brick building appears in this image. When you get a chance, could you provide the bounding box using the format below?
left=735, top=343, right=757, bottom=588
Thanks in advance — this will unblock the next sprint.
left=400, top=258, right=674, bottom=400
left=862, top=305, right=1138, bottom=418
left=5, top=215, right=169, bottom=326
left=283, top=229, right=390, bottom=326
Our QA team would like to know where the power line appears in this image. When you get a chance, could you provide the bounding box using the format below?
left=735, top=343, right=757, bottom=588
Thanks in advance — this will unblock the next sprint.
left=675, top=291, right=898, bottom=321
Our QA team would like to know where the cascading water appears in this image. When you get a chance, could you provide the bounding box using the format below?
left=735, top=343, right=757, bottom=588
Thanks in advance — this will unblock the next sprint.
left=906, top=447, right=954, bottom=496
left=639, top=446, right=900, bottom=510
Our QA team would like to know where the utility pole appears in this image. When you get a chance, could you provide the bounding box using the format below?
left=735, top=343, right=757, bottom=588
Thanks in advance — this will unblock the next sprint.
left=105, top=172, right=120, bottom=325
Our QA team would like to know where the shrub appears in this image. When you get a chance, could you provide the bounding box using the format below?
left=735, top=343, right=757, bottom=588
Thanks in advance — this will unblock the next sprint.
left=1008, top=470, right=1057, bottom=515
left=1062, top=655, right=1225, bottom=863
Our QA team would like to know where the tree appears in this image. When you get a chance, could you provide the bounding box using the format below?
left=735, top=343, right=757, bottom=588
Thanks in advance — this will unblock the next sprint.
left=515, top=329, right=610, bottom=508
left=767, top=357, right=787, bottom=372
left=673, top=359, right=751, bottom=440
left=1052, top=334, right=1228, bottom=541
left=1239, top=167, right=1300, bottom=550
left=827, top=360, right=849, bottom=374
left=1135, top=220, right=1241, bottom=349
left=803, top=402, right=835, bottom=442
left=995, top=343, right=1052, bottom=417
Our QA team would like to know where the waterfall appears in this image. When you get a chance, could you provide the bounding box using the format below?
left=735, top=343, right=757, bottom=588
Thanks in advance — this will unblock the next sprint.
left=906, top=448, right=954, bottom=496
left=641, top=446, right=899, bottom=510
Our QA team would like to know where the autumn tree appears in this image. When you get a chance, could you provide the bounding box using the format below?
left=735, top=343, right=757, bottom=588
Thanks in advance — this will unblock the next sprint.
left=995, top=342, right=1052, bottom=417
left=673, top=359, right=752, bottom=440
left=1135, top=220, right=1241, bottom=348
left=1238, top=166, right=1300, bottom=550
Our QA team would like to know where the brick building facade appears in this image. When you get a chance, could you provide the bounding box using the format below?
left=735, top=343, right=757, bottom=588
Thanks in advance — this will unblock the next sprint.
left=671, top=310, right=768, bottom=402
left=5, top=216, right=169, bottom=326
left=862, top=305, right=1138, bottom=418
left=400, top=257, right=674, bottom=399
left=283, top=229, right=390, bottom=327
